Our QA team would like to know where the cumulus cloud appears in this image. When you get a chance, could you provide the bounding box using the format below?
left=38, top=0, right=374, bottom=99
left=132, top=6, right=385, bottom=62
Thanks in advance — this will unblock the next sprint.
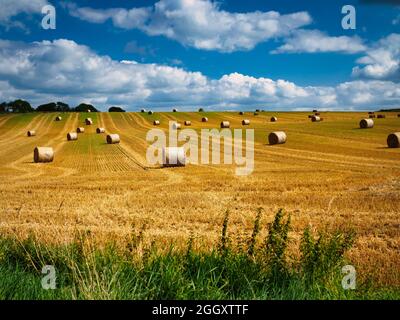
left=352, top=33, right=400, bottom=81
left=0, top=38, right=399, bottom=110
left=0, top=38, right=209, bottom=105
left=336, top=80, right=400, bottom=106
left=64, top=0, right=312, bottom=52
left=0, top=0, right=50, bottom=30
left=272, top=30, right=367, bottom=54
left=63, top=2, right=150, bottom=29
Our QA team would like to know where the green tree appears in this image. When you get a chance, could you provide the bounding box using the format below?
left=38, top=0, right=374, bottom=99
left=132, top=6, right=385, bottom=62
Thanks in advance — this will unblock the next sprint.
left=8, top=99, right=34, bottom=113
left=108, top=106, right=126, bottom=112
left=36, top=102, right=57, bottom=112
left=0, top=102, right=6, bottom=113
left=75, top=103, right=99, bottom=112
left=56, top=102, right=70, bottom=112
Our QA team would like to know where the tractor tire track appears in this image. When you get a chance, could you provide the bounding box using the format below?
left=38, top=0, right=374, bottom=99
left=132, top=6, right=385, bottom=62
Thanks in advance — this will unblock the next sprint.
left=254, top=143, right=400, bottom=171
left=6, top=113, right=78, bottom=179
left=0, top=113, right=46, bottom=148
left=100, top=113, right=147, bottom=170
left=0, top=113, right=52, bottom=155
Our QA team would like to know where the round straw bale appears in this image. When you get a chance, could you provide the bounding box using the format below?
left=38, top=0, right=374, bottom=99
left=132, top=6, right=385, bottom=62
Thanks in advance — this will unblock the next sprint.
left=34, top=147, right=54, bottom=163
left=220, top=121, right=230, bottom=128
left=173, top=108, right=178, bottom=112
left=107, top=134, right=120, bottom=144
left=398, top=114, right=400, bottom=118
left=77, top=127, right=85, bottom=133
left=96, top=127, right=105, bottom=133
left=387, top=133, right=400, bottom=148
left=377, top=114, right=386, bottom=119
left=88, top=110, right=91, bottom=113
left=55, top=116, right=62, bottom=121
left=360, top=118, right=374, bottom=129
left=256, top=109, right=261, bottom=112
left=27, top=130, right=36, bottom=137
left=308, top=115, right=313, bottom=118
left=184, top=120, right=191, bottom=126
left=369, top=115, right=376, bottom=118
left=313, top=109, right=318, bottom=113
left=239, top=111, right=244, bottom=115
left=242, top=119, right=250, bottom=125
left=67, top=132, right=78, bottom=141
left=153, top=120, right=160, bottom=126
left=314, top=112, right=320, bottom=116
left=202, top=117, right=208, bottom=122
left=162, top=147, right=186, bottom=167
left=311, top=115, right=321, bottom=122
left=368, top=112, right=375, bottom=115
left=198, top=108, right=204, bottom=112
left=148, top=111, right=153, bottom=115
left=270, top=116, right=277, bottom=122
left=141, top=109, right=146, bottom=113
left=172, top=122, right=181, bottom=130
left=85, top=118, right=93, bottom=125
left=268, top=131, right=287, bottom=145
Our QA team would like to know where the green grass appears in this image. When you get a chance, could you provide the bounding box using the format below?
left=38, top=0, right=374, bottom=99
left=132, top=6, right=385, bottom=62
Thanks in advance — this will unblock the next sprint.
left=138, top=111, right=166, bottom=123
left=68, top=131, right=107, bottom=154
left=0, top=209, right=397, bottom=300
left=78, top=112, right=99, bottom=126
left=61, top=112, right=107, bottom=154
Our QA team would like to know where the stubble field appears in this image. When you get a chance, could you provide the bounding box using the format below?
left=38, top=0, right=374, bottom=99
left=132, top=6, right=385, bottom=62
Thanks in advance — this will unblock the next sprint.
left=0, top=111, right=399, bottom=287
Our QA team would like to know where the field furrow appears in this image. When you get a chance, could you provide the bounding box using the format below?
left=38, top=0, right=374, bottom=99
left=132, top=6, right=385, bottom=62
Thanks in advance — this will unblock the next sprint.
left=56, top=112, right=142, bottom=173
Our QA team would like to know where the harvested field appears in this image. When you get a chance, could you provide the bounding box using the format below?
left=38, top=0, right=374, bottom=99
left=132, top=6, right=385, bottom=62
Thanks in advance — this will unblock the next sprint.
left=0, top=111, right=399, bottom=287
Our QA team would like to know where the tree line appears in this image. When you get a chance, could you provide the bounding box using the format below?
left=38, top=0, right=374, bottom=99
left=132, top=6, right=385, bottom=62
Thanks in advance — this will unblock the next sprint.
left=0, top=99, right=126, bottom=113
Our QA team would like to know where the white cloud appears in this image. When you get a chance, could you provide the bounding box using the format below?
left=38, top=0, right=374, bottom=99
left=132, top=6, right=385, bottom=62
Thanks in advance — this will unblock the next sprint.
left=274, top=32, right=400, bottom=82
left=64, top=0, right=312, bottom=52
left=336, top=80, right=400, bottom=106
left=352, top=33, right=400, bottom=81
left=272, top=30, right=367, bottom=54
left=64, top=2, right=150, bottom=29
left=0, top=38, right=208, bottom=107
left=0, top=38, right=399, bottom=111
left=0, top=0, right=50, bottom=29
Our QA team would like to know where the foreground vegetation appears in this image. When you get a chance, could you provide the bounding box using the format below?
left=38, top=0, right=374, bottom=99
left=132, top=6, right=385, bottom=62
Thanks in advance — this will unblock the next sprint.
left=0, top=210, right=397, bottom=300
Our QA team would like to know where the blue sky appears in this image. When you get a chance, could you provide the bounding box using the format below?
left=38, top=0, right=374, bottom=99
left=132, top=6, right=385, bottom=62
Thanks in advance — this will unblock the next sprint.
left=0, top=0, right=399, bottom=110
